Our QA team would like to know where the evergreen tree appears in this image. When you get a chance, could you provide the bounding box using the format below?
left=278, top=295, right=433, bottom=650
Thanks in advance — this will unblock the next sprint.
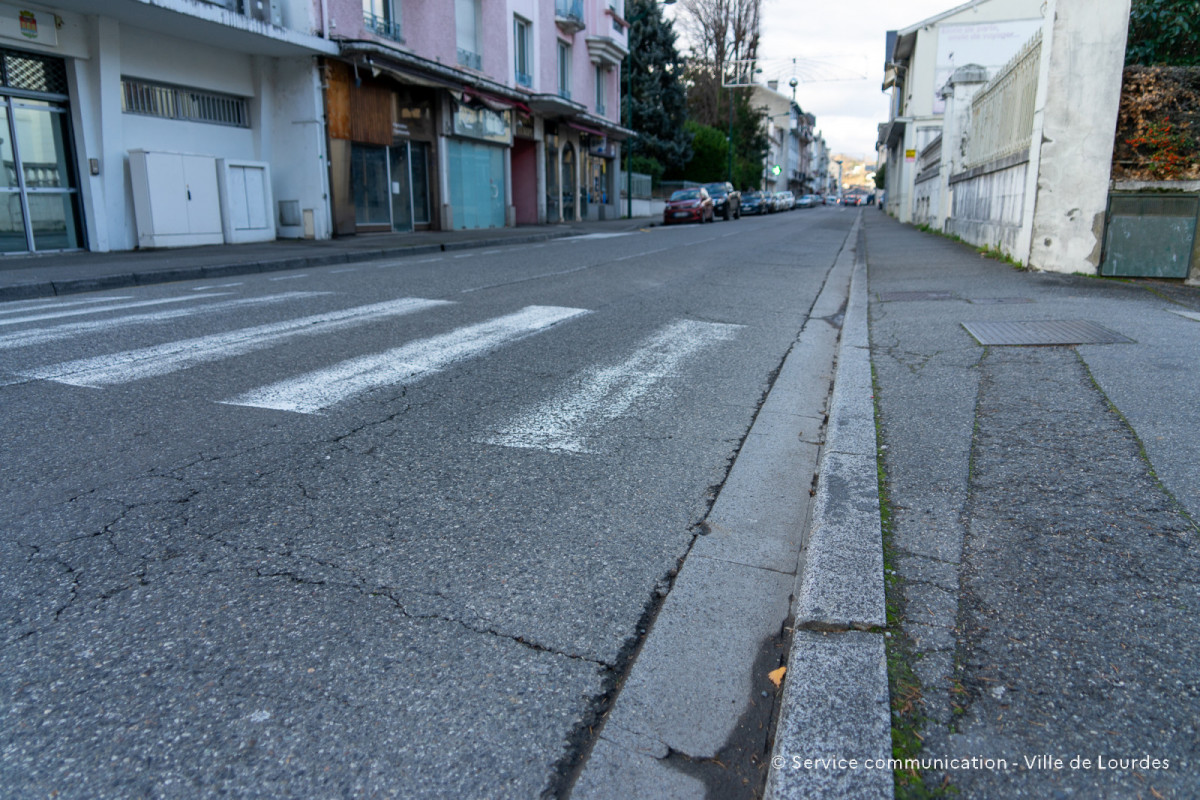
left=681, top=120, right=729, bottom=181
left=622, top=0, right=693, bottom=176
left=1126, top=0, right=1200, bottom=65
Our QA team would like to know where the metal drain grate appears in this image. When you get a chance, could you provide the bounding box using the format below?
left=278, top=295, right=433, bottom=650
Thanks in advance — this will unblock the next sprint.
left=968, top=297, right=1034, bottom=305
left=877, top=291, right=958, bottom=302
left=962, top=320, right=1133, bottom=346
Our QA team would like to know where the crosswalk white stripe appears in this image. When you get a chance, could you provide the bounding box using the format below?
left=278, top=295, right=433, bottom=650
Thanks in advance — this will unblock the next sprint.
left=0, top=294, right=229, bottom=327
left=0, top=292, right=329, bottom=350
left=484, top=319, right=742, bottom=453
left=19, top=297, right=451, bottom=388
left=224, top=304, right=589, bottom=414
left=0, top=296, right=134, bottom=315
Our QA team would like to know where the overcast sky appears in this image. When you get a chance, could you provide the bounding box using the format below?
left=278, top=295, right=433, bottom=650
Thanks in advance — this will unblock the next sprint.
left=671, top=0, right=963, bottom=162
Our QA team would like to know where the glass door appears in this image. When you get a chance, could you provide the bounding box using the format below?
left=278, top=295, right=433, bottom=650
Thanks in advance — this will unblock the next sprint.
left=561, top=143, right=575, bottom=222
left=0, top=96, right=81, bottom=252
left=389, top=142, right=413, bottom=233
left=350, top=144, right=390, bottom=228
left=409, top=141, right=430, bottom=227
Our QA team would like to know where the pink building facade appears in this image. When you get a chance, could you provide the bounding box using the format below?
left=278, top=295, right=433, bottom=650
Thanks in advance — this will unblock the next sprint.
left=324, top=0, right=632, bottom=232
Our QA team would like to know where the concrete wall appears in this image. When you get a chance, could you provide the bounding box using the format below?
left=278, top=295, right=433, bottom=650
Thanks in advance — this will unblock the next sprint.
left=947, top=156, right=1030, bottom=253
left=884, top=0, right=1045, bottom=224
left=265, top=57, right=333, bottom=240
left=1027, top=0, right=1131, bottom=274
left=911, top=138, right=941, bottom=228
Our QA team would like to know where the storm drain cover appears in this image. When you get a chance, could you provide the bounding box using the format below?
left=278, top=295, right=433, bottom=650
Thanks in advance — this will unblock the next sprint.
left=969, top=297, right=1034, bottom=305
left=962, top=320, right=1133, bottom=346
left=877, top=291, right=958, bottom=302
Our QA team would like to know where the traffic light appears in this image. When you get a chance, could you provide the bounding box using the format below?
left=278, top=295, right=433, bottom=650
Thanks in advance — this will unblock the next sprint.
left=771, top=164, right=782, bottom=176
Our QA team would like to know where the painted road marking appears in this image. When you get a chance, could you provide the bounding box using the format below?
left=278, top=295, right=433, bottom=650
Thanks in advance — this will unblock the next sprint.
left=0, top=292, right=328, bottom=350
left=0, top=294, right=229, bottom=328
left=224, top=305, right=589, bottom=414
left=0, top=296, right=134, bottom=315
left=484, top=319, right=742, bottom=453
left=269, top=274, right=307, bottom=281
left=19, top=297, right=451, bottom=388
left=558, top=233, right=634, bottom=241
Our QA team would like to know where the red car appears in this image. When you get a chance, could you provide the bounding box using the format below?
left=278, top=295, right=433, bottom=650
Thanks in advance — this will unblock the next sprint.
left=663, top=188, right=714, bottom=225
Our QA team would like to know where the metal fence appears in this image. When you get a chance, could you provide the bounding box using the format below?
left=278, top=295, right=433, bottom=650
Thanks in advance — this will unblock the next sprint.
left=656, top=180, right=701, bottom=199
left=616, top=172, right=653, bottom=199
left=966, top=29, right=1041, bottom=169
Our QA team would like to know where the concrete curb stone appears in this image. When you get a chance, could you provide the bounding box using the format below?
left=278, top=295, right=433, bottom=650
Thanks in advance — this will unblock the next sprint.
left=0, top=231, right=574, bottom=302
left=768, top=213, right=892, bottom=800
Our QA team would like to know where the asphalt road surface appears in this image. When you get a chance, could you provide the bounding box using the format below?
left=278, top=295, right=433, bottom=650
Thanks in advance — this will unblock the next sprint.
left=2, top=208, right=854, bottom=798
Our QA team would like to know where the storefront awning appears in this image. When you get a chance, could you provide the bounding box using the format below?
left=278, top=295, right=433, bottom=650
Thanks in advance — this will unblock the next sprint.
left=526, top=93, right=586, bottom=118
left=460, top=89, right=530, bottom=115
left=567, top=121, right=607, bottom=138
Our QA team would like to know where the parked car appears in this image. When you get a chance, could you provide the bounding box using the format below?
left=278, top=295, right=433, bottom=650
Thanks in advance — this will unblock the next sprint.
left=776, top=191, right=796, bottom=211
left=797, top=194, right=819, bottom=208
left=663, top=187, right=714, bottom=225
left=741, top=190, right=770, bottom=215
left=703, top=181, right=741, bottom=220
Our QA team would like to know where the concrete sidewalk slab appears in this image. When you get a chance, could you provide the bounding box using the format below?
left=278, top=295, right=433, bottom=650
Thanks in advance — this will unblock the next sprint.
left=863, top=212, right=1200, bottom=798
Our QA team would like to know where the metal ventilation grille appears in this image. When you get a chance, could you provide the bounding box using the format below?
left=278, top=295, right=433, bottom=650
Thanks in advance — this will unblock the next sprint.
left=2, top=49, right=68, bottom=96
left=121, top=78, right=250, bottom=128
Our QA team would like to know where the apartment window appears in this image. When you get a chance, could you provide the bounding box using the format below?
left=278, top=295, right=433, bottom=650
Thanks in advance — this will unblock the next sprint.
left=514, top=16, right=532, bottom=88
left=557, top=41, right=571, bottom=100
left=595, top=66, right=606, bottom=115
left=456, top=0, right=482, bottom=70
left=121, top=78, right=249, bottom=127
left=608, top=0, right=624, bottom=32
left=363, top=0, right=403, bottom=42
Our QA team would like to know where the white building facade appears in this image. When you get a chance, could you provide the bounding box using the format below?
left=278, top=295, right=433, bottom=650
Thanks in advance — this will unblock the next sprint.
left=882, top=0, right=1131, bottom=275
left=877, top=0, right=1045, bottom=223
left=16, top=0, right=337, bottom=254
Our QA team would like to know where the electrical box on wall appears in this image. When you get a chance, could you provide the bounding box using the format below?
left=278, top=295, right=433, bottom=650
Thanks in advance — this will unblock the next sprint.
left=128, top=150, right=224, bottom=248
left=216, top=159, right=276, bottom=244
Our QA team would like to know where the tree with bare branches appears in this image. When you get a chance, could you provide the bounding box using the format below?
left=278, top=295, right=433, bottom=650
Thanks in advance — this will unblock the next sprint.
left=674, top=0, right=768, bottom=187
left=677, top=0, right=762, bottom=125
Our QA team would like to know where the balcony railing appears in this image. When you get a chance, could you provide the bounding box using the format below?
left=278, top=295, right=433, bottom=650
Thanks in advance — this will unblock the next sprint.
left=458, top=48, right=482, bottom=70
left=200, top=0, right=280, bottom=26
left=516, top=70, right=533, bottom=88
left=363, top=11, right=404, bottom=43
left=596, top=102, right=606, bottom=116
left=555, top=0, right=585, bottom=33
left=558, top=87, right=572, bottom=101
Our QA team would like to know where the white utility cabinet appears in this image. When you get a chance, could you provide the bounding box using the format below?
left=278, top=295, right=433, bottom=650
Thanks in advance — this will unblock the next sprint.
left=128, top=150, right=224, bottom=248
left=216, top=159, right=276, bottom=244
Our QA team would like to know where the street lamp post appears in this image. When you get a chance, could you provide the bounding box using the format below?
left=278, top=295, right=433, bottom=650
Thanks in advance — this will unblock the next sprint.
left=625, top=0, right=675, bottom=219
